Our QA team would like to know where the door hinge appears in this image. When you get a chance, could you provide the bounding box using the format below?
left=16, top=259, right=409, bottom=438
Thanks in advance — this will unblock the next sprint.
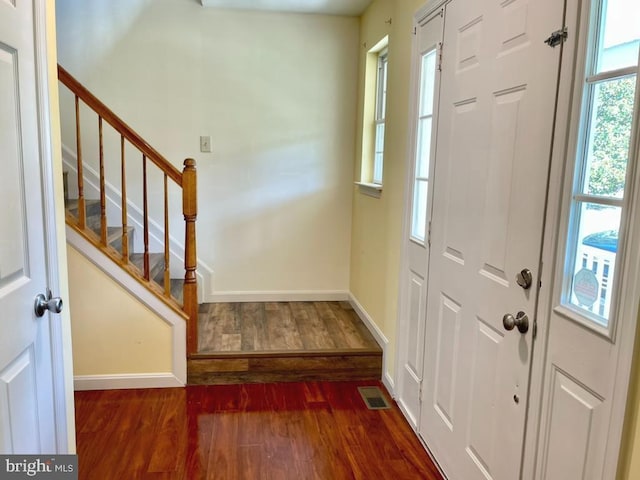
left=533, top=317, right=538, bottom=339
left=437, top=42, right=443, bottom=71
left=419, top=381, right=423, bottom=402
left=427, top=221, right=432, bottom=247
left=544, top=27, right=568, bottom=48
left=412, top=26, right=417, bottom=36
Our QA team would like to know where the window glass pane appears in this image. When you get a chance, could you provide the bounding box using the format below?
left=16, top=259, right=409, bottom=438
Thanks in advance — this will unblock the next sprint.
left=568, top=202, right=621, bottom=324
left=417, top=117, right=433, bottom=178
left=596, top=0, right=640, bottom=73
left=420, top=50, right=437, bottom=117
left=381, top=56, right=388, bottom=119
left=373, top=153, right=383, bottom=185
left=411, top=180, right=428, bottom=241
left=581, top=75, right=636, bottom=197
left=375, top=122, right=385, bottom=153
left=373, top=121, right=385, bottom=184
left=376, top=53, right=388, bottom=121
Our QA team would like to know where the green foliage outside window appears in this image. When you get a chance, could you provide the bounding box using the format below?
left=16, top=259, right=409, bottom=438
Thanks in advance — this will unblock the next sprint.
left=588, top=77, right=636, bottom=197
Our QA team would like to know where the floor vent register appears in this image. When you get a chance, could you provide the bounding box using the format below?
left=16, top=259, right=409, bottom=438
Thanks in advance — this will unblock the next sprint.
left=358, top=386, right=391, bottom=410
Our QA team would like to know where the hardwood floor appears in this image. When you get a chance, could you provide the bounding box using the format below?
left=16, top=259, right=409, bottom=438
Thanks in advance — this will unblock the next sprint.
left=74, top=381, right=443, bottom=479
left=197, top=302, right=379, bottom=353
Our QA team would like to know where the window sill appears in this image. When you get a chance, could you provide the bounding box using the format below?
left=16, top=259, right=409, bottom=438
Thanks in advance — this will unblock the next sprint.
left=355, top=182, right=382, bottom=199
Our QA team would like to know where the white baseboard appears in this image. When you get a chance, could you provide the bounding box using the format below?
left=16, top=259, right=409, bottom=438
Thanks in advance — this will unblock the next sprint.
left=209, top=290, right=350, bottom=303
left=383, top=371, right=395, bottom=396
left=348, top=293, right=394, bottom=395
left=74, top=373, right=183, bottom=391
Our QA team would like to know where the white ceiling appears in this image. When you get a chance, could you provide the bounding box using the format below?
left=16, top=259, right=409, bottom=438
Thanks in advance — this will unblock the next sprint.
left=199, top=0, right=373, bottom=16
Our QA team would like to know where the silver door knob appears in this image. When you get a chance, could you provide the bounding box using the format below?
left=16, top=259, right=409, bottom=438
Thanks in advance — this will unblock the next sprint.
left=516, top=268, right=533, bottom=290
left=34, top=289, right=63, bottom=317
left=503, top=311, right=529, bottom=334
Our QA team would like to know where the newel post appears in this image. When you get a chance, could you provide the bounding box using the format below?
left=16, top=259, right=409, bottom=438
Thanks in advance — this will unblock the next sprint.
left=182, top=158, right=198, bottom=355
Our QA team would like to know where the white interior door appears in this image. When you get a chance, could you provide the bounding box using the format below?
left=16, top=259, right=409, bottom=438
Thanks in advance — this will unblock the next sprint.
left=396, top=9, right=444, bottom=428
left=0, top=0, right=58, bottom=454
left=419, top=0, right=565, bottom=478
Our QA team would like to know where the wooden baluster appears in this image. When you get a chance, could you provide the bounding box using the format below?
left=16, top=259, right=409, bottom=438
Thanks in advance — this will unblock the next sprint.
left=75, top=95, right=86, bottom=229
left=182, top=158, right=198, bottom=355
left=120, top=136, right=129, bottom=264
left=99, top=116, right=107, bottom=245
left=143, top=154, right=150, bottom=281
left=163, top=174, right=171, bottom=298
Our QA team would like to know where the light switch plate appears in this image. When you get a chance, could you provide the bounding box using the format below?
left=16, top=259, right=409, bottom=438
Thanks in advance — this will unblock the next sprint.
left=200, top=135, right=211, bottom=153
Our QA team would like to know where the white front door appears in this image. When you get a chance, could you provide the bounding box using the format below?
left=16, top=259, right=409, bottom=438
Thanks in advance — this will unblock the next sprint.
left=0, top=0, right=58, bottom=453
left=419, top=0, right=565, bottom=478
left=396, top=9, right=444, bottom=428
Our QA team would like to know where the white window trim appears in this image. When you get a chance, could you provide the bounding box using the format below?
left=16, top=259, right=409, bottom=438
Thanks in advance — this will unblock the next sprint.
left=354, top=181, right=383, bottom=199
left=559, top=0, right=639, bottom=336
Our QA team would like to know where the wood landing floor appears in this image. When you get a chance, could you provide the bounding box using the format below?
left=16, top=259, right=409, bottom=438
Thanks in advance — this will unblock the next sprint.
left=75, top=381, right=444, bottom=480
left=189, top=302, right=383, bottom=384
left=197, top=301, right=380, bottom=353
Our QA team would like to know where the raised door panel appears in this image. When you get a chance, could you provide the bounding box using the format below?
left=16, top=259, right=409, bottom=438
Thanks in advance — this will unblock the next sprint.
left=0, top=45, right=28, bottom=292
left=541, top=368, right=604, bottom=479
left=0, top=349, right=39, bottom=453
left=479, top=87, right=526, bottom=288
left=432, top=293, right=462, bottom=432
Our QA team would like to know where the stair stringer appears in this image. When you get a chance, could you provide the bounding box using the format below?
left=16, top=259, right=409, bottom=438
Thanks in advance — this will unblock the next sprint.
left=67, top=226, right=187, bottom=389
left=62, top=143, right=213, bottom=302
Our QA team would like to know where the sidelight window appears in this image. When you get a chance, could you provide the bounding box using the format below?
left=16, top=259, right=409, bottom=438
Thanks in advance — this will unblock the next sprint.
left=562, top=0, right=639, bottom=328
left=410, top=49, right=438, bottom=243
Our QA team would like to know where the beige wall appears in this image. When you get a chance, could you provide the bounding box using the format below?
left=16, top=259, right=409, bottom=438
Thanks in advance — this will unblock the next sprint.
left=350, top=0, right=424, bottom=380
left=55, top=0, right=359, bottom=298
left=67, top=246, right=173, bottom=375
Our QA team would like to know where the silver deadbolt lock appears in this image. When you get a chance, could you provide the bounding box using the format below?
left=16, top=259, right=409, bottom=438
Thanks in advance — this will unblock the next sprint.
left=503, top=311, right=529, bottom=334
left=34, top=289, right=63, bottom=317
left=516, top=268, right=533, bottom=290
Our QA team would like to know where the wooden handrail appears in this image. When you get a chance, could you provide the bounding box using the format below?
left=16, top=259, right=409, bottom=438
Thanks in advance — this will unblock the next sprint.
left=58, top=65, right=183, bottom=186
left=59, top=65, right=199, bottom=356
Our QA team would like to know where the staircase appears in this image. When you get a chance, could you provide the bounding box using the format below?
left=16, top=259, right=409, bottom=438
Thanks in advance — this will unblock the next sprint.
left=59, top=66, right=383, bottom=386
left=58, top=65, right=199, bottom=355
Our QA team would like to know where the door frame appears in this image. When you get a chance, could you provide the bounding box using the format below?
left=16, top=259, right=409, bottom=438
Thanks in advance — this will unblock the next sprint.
left=32, top=0, right=75, bottom=453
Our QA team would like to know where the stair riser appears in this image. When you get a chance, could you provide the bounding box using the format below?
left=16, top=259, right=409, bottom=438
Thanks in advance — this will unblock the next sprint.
left=187, top=354, right=383, bottom=385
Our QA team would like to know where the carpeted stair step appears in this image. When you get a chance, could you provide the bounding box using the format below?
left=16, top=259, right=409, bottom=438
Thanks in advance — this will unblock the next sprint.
left=130, top=252, right=166, bottom=285
left=106, top=226, right=134, bottom=257
left=66, top=197, right=185, bottom=305
left=65, top=198, right=101, bottom=234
